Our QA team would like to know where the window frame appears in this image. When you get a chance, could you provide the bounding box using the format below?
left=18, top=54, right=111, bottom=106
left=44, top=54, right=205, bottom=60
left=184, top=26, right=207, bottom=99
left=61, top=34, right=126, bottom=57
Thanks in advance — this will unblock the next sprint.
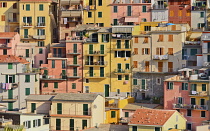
left=98, top=12, right=102, bottom=18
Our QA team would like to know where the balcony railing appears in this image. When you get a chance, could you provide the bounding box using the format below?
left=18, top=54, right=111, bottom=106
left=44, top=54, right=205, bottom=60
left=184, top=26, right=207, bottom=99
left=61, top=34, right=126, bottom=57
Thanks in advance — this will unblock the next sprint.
left=189, top=91, right=208, bottom=96
left=106, top=103, right=118, bottom=108
left=85, top=50, right=107, bottom=55
left=23, top=23, right=33, bottom=27
left=8, top=19, right=18, bottom=22
left=184, top=41, right=200, bottom=45
left=20, top=35, right=33, bottom=39
left=191, top=6, right=206, bottom=11
left=0, top=44, right=10, bottom=48
left=67, top=61, right=81, bottom=66
left=84, top=38, right=98, bottom=43
left=50, top=110, right=91, bottom=116
left=60, top=0, right=81, bottom=5
left=153, top=55, right=168, bottom=60
left=40, top=75, right=67, bottom=80
left=67, top=49, right=82, bottom=54
left=85, top=73, right=107, bottom=78
left=173, top=104, right=208, bottom=110
left=119, top=117, right=132, bottom=123
left=114, top=69, right=131, bottom=74
left=85, top=61, right=108, bottom=66
left=1, top=96, right=18, bottom=102
left=152, top=4, right=167, bottom=9
left=112, top=35, right=132, bottom=39
left=33, top=35, right=46, bottom=39
left=112, top=44, right=131, bottom=50
left=66, top=36, right=84, bottom=42
left=51, top=54, right=66, bottom=58
left=37, top=23, right=46, bottom=27
left=67, top=73, right=81, bottom=78
left=61, top=10, right=82, bottom=17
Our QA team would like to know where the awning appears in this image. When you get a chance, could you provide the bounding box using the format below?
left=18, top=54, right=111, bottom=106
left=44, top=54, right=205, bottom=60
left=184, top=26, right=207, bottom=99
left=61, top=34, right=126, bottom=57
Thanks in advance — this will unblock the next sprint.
left=190, top=33, right=202, bottom=39
left=199, top=68, right=208, bottom=71
left=125, top=17, right=139, bottom=22
left=112, top=27, right=133, bottom=33
left=178, top=68, right=193, bottom=72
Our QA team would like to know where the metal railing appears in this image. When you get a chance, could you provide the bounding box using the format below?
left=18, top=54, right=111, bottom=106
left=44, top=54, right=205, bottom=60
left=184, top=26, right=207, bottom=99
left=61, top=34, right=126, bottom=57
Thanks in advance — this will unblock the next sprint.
left=40, top=75, right=67, bottom=79
left=0, top=44, right=9, bottom=48
left=33, top=35, right=46, bottom=39
left=67, top=49, right=82, bottom=54
left=85, top=50, right=107, bottom=55
left=50, top=110, right=91, bottom=116
left=22, top=22, right=32, bottom=27
left=189, top=91, right=208, bottom=96
left=119, top=117, right=132, bottom=123
left=37, top=23, right=46, bottom=27
left=1, top=96, right=18, bottom=101
left=152, top=5, right=167, bottom=9
left=67, top=73, right=81, bottom=78
left=153, top=54, right=168, bottom=60
left=67, top=61, right=81, bottom=66
left=85, top=61, right=108, bottom=66
left=66, top=36, right=84, bottom=41
left=184, top=41, right=200, bottom=45
left=112, top=44, right=131, bottom=49
left=8, top=19, right=18, bottom=22
left=114, top=69, right=131, bottom=73
left=85, top=73, right=107, bottom=78
left=50, top=54, right=66, bottom=58
left=85, top=38, right=98, bottom=43
left=112, top=35, right=132, bottom=39
left=20, top=35, right=33, bottom=39
left=173, top=104, right=208, bottom=110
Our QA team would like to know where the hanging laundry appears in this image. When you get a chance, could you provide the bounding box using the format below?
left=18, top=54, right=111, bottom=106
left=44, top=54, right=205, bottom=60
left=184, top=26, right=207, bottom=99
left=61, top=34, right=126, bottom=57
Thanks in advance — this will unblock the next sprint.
left=2, top=83, right=6, bottom=90
left=8, top=83, right=12, bottom=90
left=63, top=18, right=67, bottom=24
left=5, top=83, right=9, bottom=90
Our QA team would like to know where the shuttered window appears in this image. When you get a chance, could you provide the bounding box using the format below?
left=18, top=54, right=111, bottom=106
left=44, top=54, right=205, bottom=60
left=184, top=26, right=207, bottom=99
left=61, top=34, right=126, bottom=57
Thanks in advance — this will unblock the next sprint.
left=125, top=75, right=129, bottom=80
left=156, top=47, right=164, bottom=55
left=113, top=6, right=117, bottom=13
left=134, top=37, right=138, bottom=43
left=170, top=11, right=174, bottom=16
left=44, top=83, right=48, bottom=87
left=134, top=48, right=138, bottom=55
left=144, top=37, right=148, bottom=43
left=133, top=79, right=137, bottom=85
left=202, top=84, right=206, bottom=91
left=186, top=10, right=190, bottom=16
left=57, top=103, right=62, bottom=114
left=1, top=15, right=5, bottom=21
left=159, top=35, right=163, bottom=42
left=167, top=82, right=173, bottom=89
left=54, top=82, right=58, bottom=88
left=52, top=60, right=55, bottom=68
left=56, top=119, right=61, bottom=130
left=72, top=83, right=76, bottom=89
left=25, top=75, right=30, bottom=82
left=168, top=48, right=173, bottom=55
left=125, top=112, right=129, bottom=117
left=133, top=61, right=137, bottom=68
left=26, top=4, right=30, bottom=11
left=39, top=4, right=43, bottom=11
left=178, top=10, right=182, bottom=16
left=8, top=63, right=13, bottom=69
left=25, top=88, right=30, bottom=95
left=171, top=25, right=176, bottom=31
left=142, top=79, right=146, bottom=89
left=31, top=103, right=36, bottom=113
left=142, top=5, right=146, bottom=12
left=111, top=111, right=116, bottom=118
left=168, top=35, right=173, bottom=42
left=182, top=83, right=188, bottom=90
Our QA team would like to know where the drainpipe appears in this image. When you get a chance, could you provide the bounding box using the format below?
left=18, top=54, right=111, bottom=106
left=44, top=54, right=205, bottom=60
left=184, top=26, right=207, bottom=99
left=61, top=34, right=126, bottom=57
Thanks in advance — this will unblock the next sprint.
left=109, top=33, right=111, bottom=97
left=17, top=63, right=20, bottom=110
left=150, top=35, right=154, bottom=96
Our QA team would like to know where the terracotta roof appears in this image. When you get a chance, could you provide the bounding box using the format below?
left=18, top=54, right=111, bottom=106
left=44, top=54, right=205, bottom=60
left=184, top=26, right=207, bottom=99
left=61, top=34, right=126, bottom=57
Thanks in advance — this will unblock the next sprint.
left=123, top=103, right=160, bottom=110
left=20, top=0, right=52, bottom=2
left=0, top=32, right=17, bottom=38
left=0, top=55, right=29, bottom=64
left=129, top=109, right=176, bottom=126
left=52, top=93, right=99, bottom=101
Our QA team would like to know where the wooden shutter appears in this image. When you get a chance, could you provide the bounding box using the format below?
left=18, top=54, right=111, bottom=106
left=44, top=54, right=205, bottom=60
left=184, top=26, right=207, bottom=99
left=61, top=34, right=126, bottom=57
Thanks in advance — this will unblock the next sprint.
left=178, top=10, right=182, bottom=16
left=5, top=2, right=7, bottom=7
left=168, top=35, right=173, bottom=42
left=83, top=104, right=88, bottom=115
left=142, top=48, right=144, bottom=55
left=161, top=48, right=164, bottom=55
left=168, top=48, right=173, bottom=55
left=186, top=10, right=191, bottom=16
left=133, top=61, right=137, bottom=68
left=134, top=48, right=138, bottom=55
left=156, top=48, right=159, bottom=55
left=134, top=37, right=138, bottom=43
left=170, top=11, right=174, bottom=17
left=0, top=3, right=2, bottom=7
left=158, top=62, right=163, bottom=72
left=1, top=15, right=5, bottom=21
left=159, top=35, right=163, bottom=42
left=144, top=37, right=148, bottom=43
left=145, top=61, right=149, bottom=72
left=171, top=25, right=176, bottom=31
left=168, top=62, right=173, bottom=72
left=148, top=48, right=150, bottom=54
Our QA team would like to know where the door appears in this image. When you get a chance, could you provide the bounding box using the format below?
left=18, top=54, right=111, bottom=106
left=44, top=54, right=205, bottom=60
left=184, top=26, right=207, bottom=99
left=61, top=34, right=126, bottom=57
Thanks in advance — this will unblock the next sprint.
left=31, top=103, right=36, bottom=113
left=73, top=44, right=77, bottom=53
left=82, top=120, right=87, bottom=129
left=142, top=93, right=145, bottom=99
left=99, top=56, right=104, bottom=65
left=105, top=84, right=110, bottom=97
left=191, top=98, right=196, bottom=105
left=56, top=119, right=61, bottom=130
left=70, top=119, right=74, bottom=131
left=26, top=49, right=29, bottom=57
left=89, top=44, right=93, bottom=54
left=8, top=89, right=13, bottom=99
left=158, top=62, right=163, bottom=72
left=145, top=61, right=149, bottom=72
left=89, top=67, right=93, bottom=77
left=24, top=29, right=28, bottom=38
left=62, top=70, right=66, bottom=79
left=58, top=48, right=62, bottom=57
left=117, top=63, right=121, bottom=72
left=100, top=67, right=104, bottom=77
left=83, top=104, right=88, bottom=115
left=168, top=62, right=173, bottom=72
left=100, top=45, right=104, bottom=54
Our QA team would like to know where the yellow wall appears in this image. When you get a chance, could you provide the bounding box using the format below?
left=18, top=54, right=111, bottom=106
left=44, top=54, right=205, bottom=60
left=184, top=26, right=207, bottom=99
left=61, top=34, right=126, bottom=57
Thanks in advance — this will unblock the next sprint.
left=118, top=97, right=134, bottom=108
left=83, top=0, right=111, bottom=27
left=105, top=109, right=119, bottom=124
left=129, top=125, right=160, bottom=131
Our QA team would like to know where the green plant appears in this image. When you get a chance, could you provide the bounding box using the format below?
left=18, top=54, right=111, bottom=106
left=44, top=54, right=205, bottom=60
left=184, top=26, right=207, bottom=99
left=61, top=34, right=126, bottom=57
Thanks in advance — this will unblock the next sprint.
left=84, top=33, right=89, bottom=38
left=164, top=2, right=168, bottom=7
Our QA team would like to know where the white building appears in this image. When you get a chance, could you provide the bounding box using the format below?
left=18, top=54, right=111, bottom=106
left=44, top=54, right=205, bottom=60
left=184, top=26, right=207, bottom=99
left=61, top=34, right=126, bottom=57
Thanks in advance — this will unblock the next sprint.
left=151, top=0, right=168, bottom=22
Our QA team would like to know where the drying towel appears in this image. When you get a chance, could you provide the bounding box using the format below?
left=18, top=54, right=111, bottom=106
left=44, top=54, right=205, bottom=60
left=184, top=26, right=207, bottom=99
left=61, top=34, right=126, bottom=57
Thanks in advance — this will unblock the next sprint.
left=63, top=18, right=67, bottom=24
left=192, top=91, right=197, bottom=94
left=5, top=83, right=9, bottom=90
left=2, top=83, right=6, bottom=90
left=8, top=83, right=12, bottom=90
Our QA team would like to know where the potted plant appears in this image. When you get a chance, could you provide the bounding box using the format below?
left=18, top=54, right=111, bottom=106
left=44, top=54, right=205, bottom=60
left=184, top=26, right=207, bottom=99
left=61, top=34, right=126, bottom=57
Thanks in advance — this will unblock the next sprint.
left=164, top=2, right=168, bottom=8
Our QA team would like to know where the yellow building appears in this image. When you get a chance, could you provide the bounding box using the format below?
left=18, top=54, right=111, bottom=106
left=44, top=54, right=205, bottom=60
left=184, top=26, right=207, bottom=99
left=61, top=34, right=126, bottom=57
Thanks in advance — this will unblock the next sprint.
left=83, top=0, right=111, bottom=27
left=19, top=0, right=57, bottom=46
left=128, top=109, right=186, bottom=131
left=0, top=0, right=19, bottom=32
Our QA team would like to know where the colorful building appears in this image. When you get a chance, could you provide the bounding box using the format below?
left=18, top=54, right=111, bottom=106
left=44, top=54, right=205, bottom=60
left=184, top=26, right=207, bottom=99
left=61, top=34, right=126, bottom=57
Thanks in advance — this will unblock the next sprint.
left=164, top=68, right=210, bottom=131
left=151, top=0, right=168, bottom=22
left=128, top=109, right=186, bottom=131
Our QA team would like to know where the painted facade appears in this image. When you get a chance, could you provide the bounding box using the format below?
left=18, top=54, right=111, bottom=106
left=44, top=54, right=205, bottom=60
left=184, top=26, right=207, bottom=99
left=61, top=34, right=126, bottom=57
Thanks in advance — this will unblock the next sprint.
left=151, top=0, right=168, bottom=22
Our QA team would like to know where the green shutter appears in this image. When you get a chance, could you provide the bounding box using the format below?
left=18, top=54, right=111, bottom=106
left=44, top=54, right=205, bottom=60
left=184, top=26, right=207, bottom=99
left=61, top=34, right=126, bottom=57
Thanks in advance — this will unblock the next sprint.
left=73, top=67, right=77, bottom=76
left=98, top=0, right=102, bottom=6
left=8, top=89, right=13, bottom=99
left=28, top=121, right=31, bottom=128
left=89, top=67, right=93, bottom=77
left=62, top=70, right=66, bottom=78
left=24, top=29, right=28, bottom=38
left=127, top=6, right=131, bottom=16
left=62, top=60, right=66, bottom=68
left=125, top=40, right=129, bottom=48
left=82, top=120, right=87, bottom=129
left=114, top=6, right=117, bottom=13
left=70, top=119, right=74, bottom=131
left=98, top=12, right=102, bottom=17
left=111, top=111, right=116, bottom=118
left=102, top=34, right=104, bottom=42
left=38, top=119, right=41, bottom=126
left=12, top=75, right=15, bottom=83
left=105, top=85, right=109, bottom=97
left=25, top=75, right=30, bottom=82
left=25, top=88, right=30, bottom=95
left=72, top=83, right=76, bottom=89
left=133, top=79, right=137, bottom=85
left=132, top=126, right=137, bottom=131
left=33, top=120, right=36, bottom=127
left=142, top=79, right=146, bottom=89
left=52, top=60, right=55, bottom=68
left=8, top=63, right=13, bottom=69
left=26, top=4, right=30, bottom=11
left=89, top=45, right=93, bottom=54
left=57, top=103, right=62, bottom=114
left=125, top=75, right=129, bottom=80
left=100, top=45, right=104, bottom=54
left=100, top=67, right=104, bottom=77
left=83, top=104, right=88, bottom=115
left=73, top=56, right=77, bottom=64
left=26, top=49, right=29, bottom=57
left=44, top=83, right=48, bottom=87
left=54, top=82, right=58, bottom=88
left=125, top=63, right=129, bottom=69
left=44, top=70, right=48, bottom=75
left=114, top=19, right=118, bottom=25
left=73, top=44, right=77, bottom=53
left=56, top=119, right=61, bottom=130
left=23, top=17, right=26, bottom=23
left=125, top=112, right=129, bottom=117
left=5, top=75, right=8, bottom=83
left=142, top=5, right=146, bottom=12
left=31, top=103, right=36, bottom=113
left=37, top=17, right=39, bottom=24
left=117, top=63, right=121, bottom=72
left=3, top=49, right=7, bottom=55
left=117, top=40, right=121, bottom=49
left=29, top=17, right=32, bottom=23
left=190, top=49, right=197, bottom=56
left=8, top=102, right=13, bottom=111
left=202, top=84, right=206, bottom=91
left=39, top=4, right=43, bottom=11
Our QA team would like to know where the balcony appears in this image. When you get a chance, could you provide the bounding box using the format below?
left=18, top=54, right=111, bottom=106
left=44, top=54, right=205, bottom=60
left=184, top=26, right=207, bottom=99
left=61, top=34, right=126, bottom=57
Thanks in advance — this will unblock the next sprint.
left=152, top=4, right=168, bottom=10
left=33, top=35, right=46, bottom=40
left=0, top=43, right=11, bottom=49
left=67, top=61, right=81, bottom=66
left=8, top=19, right=18, bottom=23
left=66, top=36, right=84, bottom=42
left=173, top=103, right=208, bottom=110
left=1, top=96, right=18, bottom=102
left=112, top=44, right=131, bottom=51
left=114, top=69, right=131, bottom=74
left=153, top=55, right=168, bottom=60
left=22, top=23, right=33, bottom=27
left=67, top=73, right=81, bottom=79
left=112, top=34, right=132, bottom=39
left=189, top=91, right=208, bottom=97
left=106, top=103, right=118, bottom=108
left=20, top=35, right=33, bottom=39
left=50, top=110, right=91, bottom=117
left=84, top=61, right=108, bottom=67
left=184, top=41, right=200, bottom=46
left=85, top=50, right=107, bottom=56
left=40, top=75, right=67, bottom=80
left=119, top=117, right=132, bottom=123
left=60, top=0, right=81, bottom=5
left=84, top=73, right=107, bottom=79
left=191, top=6, right=206, bottom=11
left=67, top=49, right=82, bottom=55
left=36, top=23, right=46, bottom=27
left=84, top=38, right=98, bottom=43
left=61, top=10, right=82, bottom=17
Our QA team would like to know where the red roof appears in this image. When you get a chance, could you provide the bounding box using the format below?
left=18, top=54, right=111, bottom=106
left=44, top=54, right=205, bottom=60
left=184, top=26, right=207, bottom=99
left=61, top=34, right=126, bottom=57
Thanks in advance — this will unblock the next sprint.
left=0, top=32, right=17, bottom=38
left=129, top=109, right=176, bottom=126
left=0, top=55, right=29, bottom=64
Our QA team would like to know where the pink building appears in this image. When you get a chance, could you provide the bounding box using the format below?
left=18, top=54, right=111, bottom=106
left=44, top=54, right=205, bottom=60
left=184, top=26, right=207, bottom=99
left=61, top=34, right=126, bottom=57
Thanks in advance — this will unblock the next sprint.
left=40, top=41, right=83, bottom=94
left=164, top=69, right=210, bottom=131
left=110, top=0, right=151, bottom=25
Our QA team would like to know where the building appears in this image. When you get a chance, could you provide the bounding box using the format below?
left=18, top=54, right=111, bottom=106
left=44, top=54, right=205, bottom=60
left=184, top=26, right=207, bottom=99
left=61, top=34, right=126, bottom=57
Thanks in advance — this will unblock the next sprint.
left=168, top=0, right=191, bottom=25
left=50, top=93, right=105, bottom=131
left=0, top=111, right=49, bottom=131
left=83, top=0, right=111, bottom=27
left=110, top=0, right=151, bottom=25
left=164, top=68, right=210, bottom=131
left=19, top=0, right=57, bottom=46
left=151, top=0, right=169, bottom=22
left=0, top=55, right=39, bottom=110
left=128, top=109, right=186, bottom=131
left=0, top=0, right=19, bottom=32
left=132, top=23, right=189, bottom=103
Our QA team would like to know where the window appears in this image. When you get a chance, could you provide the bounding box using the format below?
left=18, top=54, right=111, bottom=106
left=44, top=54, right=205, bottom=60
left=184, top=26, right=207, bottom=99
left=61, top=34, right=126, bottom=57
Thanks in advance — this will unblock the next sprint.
left=182, top=83, right=188, bottom=90
left=39, top=60, right=43, bottom=66
left=132, top=126, right=137, bottom=131
left=115, top=51, right=131, bottom=58
left=142, top=5, right=146, bottom=12
left=134, top=48, right=138, bottom=55
left=113, top=19, right=118, bottom=25
left=186, top=10, right=190, bottom=16
left=33, top=119, right=41, bottom=127
left=175, top=124, right=178, bottom=129
left=8, top=63, right=13, bottom=69
left=155, top=127, right=161, bottom=131
left=133, top=61, right=137, bottom=68
left=142, top=48, right=150, bottom=55
left=24, top=121, right=31, bottom=129
left=5, top=75, right=15, bottom=83
left=37, top=29, right=45, bottom=35
left=39, top=4, right=43, bottom=11
left=201, top=111, right=205, bottom=117
left=54, top=82, right=58, bottom=88
left=118, top=75, right=122, bottom=80
left=3, top=49, right=7, bottom=55
left=44, top=83, right=48, bottom=87
left=85, top=86, right=89, bottom=93
left=98, top=12, right=102, bottom=18
left=187, top=123, right=191, bottom=130
left=89, top=0, right=93, bottom=5
left=72, top=83, right=76, bottom=89
left=25, top=75, right=30, bottom=82
left=117, top=89, right=120, bottom=94
left=98, top=0, right=102, bottom=6
left=86, top=79, right=89, bottom=83
left=144, top=26, right=151, bottom=31
left=26, top=4, right=30, bottom=11
left=1, top=15, right=5, bottom=21
left=200, top=12, right=204, bottom=17
left=142, top=18, right=147, bottom=22
left=111, top=111, right=116, bottom=118
left=167, top=82, right=173, bottom=89
left=102, top=34, right=109, bottom=42
left=97, top=23, right=104, bottom=27
left=52, top=60, right=55, bottom=68
left=141, top=79, right=146, bottom=89
left=113, top=6, right=118, bottom=13
left=127, top=6, right=131, bottom=16
left=156, top=78, right=161, bottom=85
left=156, top=47, right=164, bottom=55
left=13, top=3, right=17, bottom=9
left=57, top=103, right=62, bottom=114
left=125, top=75, right=129, bottom=80
left=168, top=35, right=173, bottom=42
left=191, top=84, right=197, bottom=91
left=88, top=12, right=92, bottom=18
left=202, top=84, right=206, bottom=91
left=170, top=11, right=174, bottom=16
left=1, top=2, right=7, bottom=7
left=62, top=60, right=66, bottom=69
left=37, top=17, right=45, bottom=25
left=144, top=37, right=148, bottom=43
left=134, top=37, right=138, bottom=43
left=187, top=109, right=191, bottom=116
left=125, top=112, right=129, bottom=117
left=159, top=34, right=164, bottom=42
left=168, top=48, right=173, bottom=55
left=178, top=10, right=182, bottom=16
left=190, top=49, right=197, bottom=56
left=133, top=79, right=137, bottom=85
left=25, top=88, right=30, bottom=95
left=56, top=119, right=61, bottom=130
left=23, top=17, right=32, bottom=24
left=39, top=48, right=43, bottom=54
